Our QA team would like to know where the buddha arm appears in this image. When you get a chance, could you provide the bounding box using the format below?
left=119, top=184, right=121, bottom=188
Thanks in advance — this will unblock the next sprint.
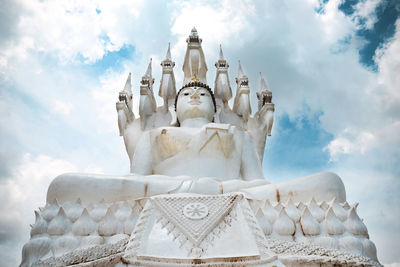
left=240, top=132, right=266, bottom=181
left=130, top=131, right=153, bottom=174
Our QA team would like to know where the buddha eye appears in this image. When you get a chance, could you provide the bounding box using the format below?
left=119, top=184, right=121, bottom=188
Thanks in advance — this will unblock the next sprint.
left=200, top=93, right=205, bottom=96
left=184, top=92, right=190, bottom=96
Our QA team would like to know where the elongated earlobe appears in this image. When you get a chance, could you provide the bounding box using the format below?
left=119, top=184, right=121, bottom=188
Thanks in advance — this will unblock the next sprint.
left=214, top=108, right=221, bottom=123
left=169, top=106, right=179, bottom=126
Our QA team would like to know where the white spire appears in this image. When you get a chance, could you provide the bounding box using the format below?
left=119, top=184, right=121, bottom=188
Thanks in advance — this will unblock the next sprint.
left=145, top=58, right=152, bottom=77
left=219, top=44, right=224, bottom=60
left=182, top=28, right=207, bottom=85
left=258, top=72, right=271, bottom=93
left=161, top=43, right=175, bottom=68
left=166, top=42, right=171, bottom=60
left=191, top=27, right=198, bottom=37
left=159, top=43, right=176, bottom=109
left=237, top=60, right=245, bottom=78
left=123, top=72, right=132, bottom=94
left=257, top=72, right=273, bottom=110
left=140, top=58, right=156, bottom=129
left=214, top=44, right=232, bottom=105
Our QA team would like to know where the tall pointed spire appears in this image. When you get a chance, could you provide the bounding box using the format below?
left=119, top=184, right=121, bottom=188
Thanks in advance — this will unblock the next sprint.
left=141, top=58, right=154, bottom=92
left=182, top=28, right=208, bottom=85
left=159, top=43, right=176, bottom=109
left=237, top=60, right=245, bottom=79
left=117, top=72, right=134, bottom=136
left=140, top=58, right=156, bottom=129
left=233, top=61, right=251, bottom=124
left=191, top=27, right=198, bottom=37
left=219, top=44, right=224, bottom=60
left=145, top=58, right=152, bottom=78
left=214, top=44, right=232, bottom=106
left=166, top=42, right=171, bottom=60
left=123, top=72, right=132, bottom=94
left=257, top=72, right=273, bottom=112
left=258, top=72, right=271, bottom=94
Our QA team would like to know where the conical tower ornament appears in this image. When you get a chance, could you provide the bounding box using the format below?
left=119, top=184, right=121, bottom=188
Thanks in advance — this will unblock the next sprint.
left=182, top=28, right=207, bottom=85
left=139, top=57, right=156, bottom=130
left=141, top=57, right=155, bottom=92
left=237, top=60, right=245, bottom=79
left=145, top=58, right=152, bottom=78
left=159, top=43, right=176, bottom=109
left=256, top=72, right=273, bottom=113
left=117, top=72, right=134, bottom=136
left=214, top=44, right=232, bottom=106
left=123, top=72, right=132, bottom=94
left=219, top=44, right=224, bottom=60
left=166, top=42, right=171, bottom=60
left=233, top=60, right=251, bottom=123
left=191, top=27, right=198, bottom=37
left=258, top=72, right=271, bottom=94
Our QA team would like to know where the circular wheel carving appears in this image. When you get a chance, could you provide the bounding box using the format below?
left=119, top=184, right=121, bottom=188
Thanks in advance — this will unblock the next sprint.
left=183, top=202, right=209, bottom=220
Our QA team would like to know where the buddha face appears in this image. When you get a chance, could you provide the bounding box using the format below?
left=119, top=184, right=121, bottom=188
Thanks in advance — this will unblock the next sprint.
left=176, top=87, right=215, bottom=123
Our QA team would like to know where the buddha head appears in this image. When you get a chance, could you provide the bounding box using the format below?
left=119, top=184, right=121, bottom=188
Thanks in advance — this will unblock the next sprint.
left=175, top=81, right=216, bottom=125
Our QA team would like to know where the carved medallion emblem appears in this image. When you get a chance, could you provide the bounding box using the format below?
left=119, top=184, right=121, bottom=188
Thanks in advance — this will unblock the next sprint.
left=150, top=194, right=241, bottom=246
left=183, top=202, right=208, bottom=220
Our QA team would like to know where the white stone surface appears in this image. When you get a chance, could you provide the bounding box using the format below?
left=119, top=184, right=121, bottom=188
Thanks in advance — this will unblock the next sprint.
left=22, top=195, right=380, bottom=266
left=20, top=29, right=380, bottom=266
left=123, top=193, right=279, bottom=266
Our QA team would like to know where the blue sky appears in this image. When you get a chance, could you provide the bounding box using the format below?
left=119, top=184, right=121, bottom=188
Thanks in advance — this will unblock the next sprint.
left=0, top=0, right=399, bottom=266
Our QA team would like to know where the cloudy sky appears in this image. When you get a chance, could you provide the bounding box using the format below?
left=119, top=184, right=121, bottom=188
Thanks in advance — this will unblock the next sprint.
left=0, top=0, right=399, bottom=266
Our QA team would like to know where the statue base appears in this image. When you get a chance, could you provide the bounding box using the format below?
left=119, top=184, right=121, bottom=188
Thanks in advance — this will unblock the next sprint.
left=22, top=193, right=381, bottom=267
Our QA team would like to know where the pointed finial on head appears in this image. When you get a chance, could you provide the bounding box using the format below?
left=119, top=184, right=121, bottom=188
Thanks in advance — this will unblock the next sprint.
left=219, top=44, right=224, bottom=60
left=166, top=42, right=171, bottom=60
left=191, top=27, right=198, bottom=35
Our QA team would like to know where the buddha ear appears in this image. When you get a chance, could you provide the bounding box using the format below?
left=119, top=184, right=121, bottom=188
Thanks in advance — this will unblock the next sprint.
left=169, top=105, right=179, bottom=126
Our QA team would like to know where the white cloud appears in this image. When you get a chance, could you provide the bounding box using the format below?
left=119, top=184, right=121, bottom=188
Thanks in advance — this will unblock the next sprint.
left=324, top=130, right=377, bottom=161
left=52, top=99, right=74, bottom=115
left=0, top=153, right=77, bottom=267
left=375, top=19, right=400, bottom=115
left=318, top=0, right=356, bottom=41
left=83, top=165, right=104, bottom=174
left=324, top=18, right=400, bottom=161
left=333, top=165, right=400, bottom=265
left=0, top=0, right=399, bottom=265
left=353, top=0, right=382, bottom=29
left=92, top=70, right=139, bottom=132
left=0, top=0, right=145, bottom=66
left=171, top=0, right=256, bottom=46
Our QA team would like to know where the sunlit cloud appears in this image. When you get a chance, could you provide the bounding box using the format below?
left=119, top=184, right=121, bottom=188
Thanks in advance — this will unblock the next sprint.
left=0, top=0, right=398, bottom=266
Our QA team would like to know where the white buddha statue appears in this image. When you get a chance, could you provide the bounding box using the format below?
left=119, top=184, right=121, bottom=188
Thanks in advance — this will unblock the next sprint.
left=21, top=29, right=381, bottom=267
left=47, top=28, right=345, bottom=206
left=47, top=79, right=345, bottom=206
left=132, top=82, right=264, bottom=181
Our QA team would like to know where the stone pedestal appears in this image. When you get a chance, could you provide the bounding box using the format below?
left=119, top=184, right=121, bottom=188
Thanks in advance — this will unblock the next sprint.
left=123, top=193, right=281, bottom=266
left=23, top=193, right=381, bottom=267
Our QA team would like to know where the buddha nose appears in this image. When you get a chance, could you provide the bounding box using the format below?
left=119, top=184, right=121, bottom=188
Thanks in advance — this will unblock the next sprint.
left=190, top=91, right=200, bottom=99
